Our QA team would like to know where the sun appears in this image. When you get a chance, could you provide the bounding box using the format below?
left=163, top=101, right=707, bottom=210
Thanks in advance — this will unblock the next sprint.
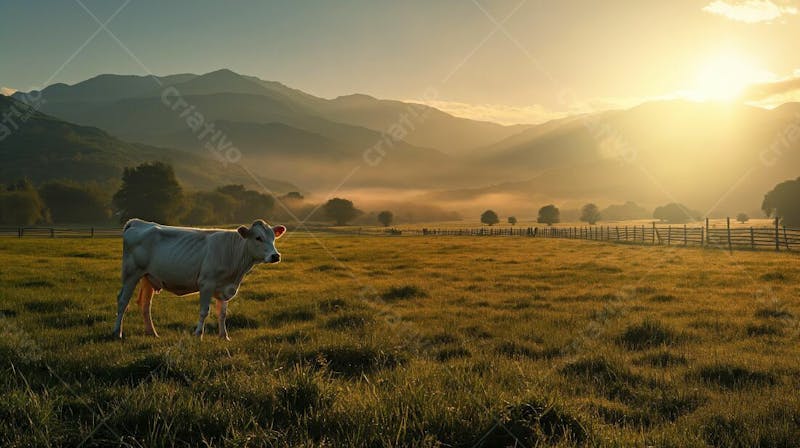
left=690, top=52, right=772, bottom=102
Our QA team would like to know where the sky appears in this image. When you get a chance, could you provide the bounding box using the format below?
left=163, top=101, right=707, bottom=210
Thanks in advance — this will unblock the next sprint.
left=2, top=0, right=800, bottom=124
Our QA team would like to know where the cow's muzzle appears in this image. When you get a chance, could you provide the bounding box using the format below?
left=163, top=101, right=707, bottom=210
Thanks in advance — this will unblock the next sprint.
left=268, top=253, right=281, bottom=263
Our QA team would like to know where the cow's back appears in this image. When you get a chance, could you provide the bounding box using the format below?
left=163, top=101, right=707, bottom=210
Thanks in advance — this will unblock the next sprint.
left=123, top=220, right=214, bottom=294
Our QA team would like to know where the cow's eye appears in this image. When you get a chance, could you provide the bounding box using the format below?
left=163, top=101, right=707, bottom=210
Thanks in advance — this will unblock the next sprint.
left=255, top=236, right=263, bottom=242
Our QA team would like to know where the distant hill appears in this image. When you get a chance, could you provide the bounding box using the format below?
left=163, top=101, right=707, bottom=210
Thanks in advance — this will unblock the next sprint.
left=12, top=70, right=800, bottom=217
left=431, top=100, right=800, bottom=217
left=15, top=69, right=524, bottom=155
left=0, top=95, right=297, bottom=192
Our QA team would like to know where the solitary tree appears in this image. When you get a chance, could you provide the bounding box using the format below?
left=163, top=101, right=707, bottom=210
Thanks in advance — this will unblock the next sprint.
left=40, top=181, right=109, bottom=223
left=580, top=203, right=601, bottom=225
left=323, top=198, right=361, bottom=225
left=0, top=181, right=47, bottom=225
left=377, top=210, right=394, bottom=227
left=762, top=177, right=800, bottom=226
left=508, top=216, right=517, bottom=226
left=653, top=203, right=697, bottom=224
left=537, top=205, right=560, bottom=226
left=112, top=161, right=183, bottom=224
left=216, top=184, right=274, bottom=222
left=736, top=213, right=750, bottom=224
left=481, top=210, right=499, bottom=226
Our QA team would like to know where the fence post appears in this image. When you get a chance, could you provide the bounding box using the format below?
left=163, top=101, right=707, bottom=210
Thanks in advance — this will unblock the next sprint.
left=775, top=217, right=780, bottom=252
left=750, top=227, right=754, bottom=250
left=726, top=217, right=732, bottom=253
left=652, top=222, right=657, bottom=245
left=667, top=225, right=671, bottom=246
left=783, top=226, right=790, bottom=251
left=705, top=218, right=710, bottom=247
left=684, top=224, right=687, bottom=246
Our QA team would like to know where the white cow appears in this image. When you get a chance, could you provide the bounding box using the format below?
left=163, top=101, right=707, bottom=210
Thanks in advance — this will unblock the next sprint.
left=112, top=218, right=286, bottom=339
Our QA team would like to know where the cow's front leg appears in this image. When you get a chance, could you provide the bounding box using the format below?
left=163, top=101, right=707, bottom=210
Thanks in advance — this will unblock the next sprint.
left=216, top=299, right=230, bottom=341
left=193, top=288, right=213, bottom=338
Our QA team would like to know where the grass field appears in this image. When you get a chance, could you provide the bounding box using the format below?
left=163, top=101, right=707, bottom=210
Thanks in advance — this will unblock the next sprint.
left=1, top=234, right=799, bottom=447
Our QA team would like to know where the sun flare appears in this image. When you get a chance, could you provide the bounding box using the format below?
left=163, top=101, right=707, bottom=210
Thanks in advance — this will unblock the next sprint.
left=690, top=51, right=773, bottom=102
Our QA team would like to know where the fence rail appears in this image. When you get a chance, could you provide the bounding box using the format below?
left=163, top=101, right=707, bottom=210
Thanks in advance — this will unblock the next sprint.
left=414, top=218, right=799, bottom=253
left=2, top=218, right=798, bottom=252
left=0, top=226, right=121, bottom=238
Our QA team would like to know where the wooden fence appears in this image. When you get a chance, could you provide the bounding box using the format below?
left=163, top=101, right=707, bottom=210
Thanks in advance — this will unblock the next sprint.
left=0, top=226, right=121, bottom=238
left=416, top=218, right=799, bottom=252
left=2, top=218, right=799, bottom=252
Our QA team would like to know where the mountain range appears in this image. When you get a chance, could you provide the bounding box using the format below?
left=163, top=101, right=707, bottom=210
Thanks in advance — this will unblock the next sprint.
left=0, top=94, right=295, bottom=192
left=8, top=69, right=800, bottom=218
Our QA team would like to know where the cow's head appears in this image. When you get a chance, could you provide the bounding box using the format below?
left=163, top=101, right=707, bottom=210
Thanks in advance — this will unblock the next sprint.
left=237, top=220, right=286, bottom=263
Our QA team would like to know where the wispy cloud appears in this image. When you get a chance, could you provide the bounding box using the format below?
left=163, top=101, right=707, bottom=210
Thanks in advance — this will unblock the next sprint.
left=742, top=69, right=800, bottom=106
left=702, top=0, right=798, bottom=23
left=0, top=87, right=17, bottom=96
left=415, top=99, right=565, bottom=125
left=416, top=94, right=675, bottom=126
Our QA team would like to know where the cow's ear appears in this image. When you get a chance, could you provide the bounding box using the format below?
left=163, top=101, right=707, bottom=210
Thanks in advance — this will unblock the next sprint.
left=273, top=225, right=286, bottom=239
left=237, top=226, right=250, bottom=238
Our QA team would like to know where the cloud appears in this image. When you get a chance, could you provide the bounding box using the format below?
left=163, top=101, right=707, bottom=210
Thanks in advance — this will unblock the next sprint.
left=702, top=0, right=798, bottom=23
left=741, top=70, right=800, bottom=104
left=0, top=87, right=17, bottom=96
left=414, top=99, right=565, bottom=125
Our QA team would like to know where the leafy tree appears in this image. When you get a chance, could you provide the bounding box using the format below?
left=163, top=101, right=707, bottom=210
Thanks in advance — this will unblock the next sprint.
left=653, top=203, right=699, bottom=224
left=762, top=177, right=800, bottom=226
left=508, top=216, right=517, bottom=226
left=216, top=184, right=274, bottom=222
left=39, top=181, right=109, bottom=223
left=0, top=183, right=47, bottom=225
left=181, top=200, right=215, bottom=226
left=377, top=210, right=394, bottom=227
left=600, top=201, right=649, bottom=221
left=112, top=161, right=183, bottom=224
left=580, top=203, right=601, bottom=225
left=281, top=191, right=304, bottom=201
left=736, top=213, right=750, bottom=224
left=188, top=191, right=238, bottom=223
left=481, top=210, right=499, bottom=226
left=537, top=205, right=560, bottom=226
left=323, top=198, right=362, bottom=226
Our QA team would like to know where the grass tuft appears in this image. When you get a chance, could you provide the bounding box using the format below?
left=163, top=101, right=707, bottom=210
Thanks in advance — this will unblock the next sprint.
left=745, top=322, right=783, bottom=337
left=695, top=363, right=776, bottom=390
left=754, top=306, right=792, bottom=319
left=24, top=299, right=73, bottom=313
left=617, top=318, right=679, bottom=350
left=380, top=285, right=427, bottom=301
left=268, top=307, right=315, bottom=326
left=636, top=350, right=688, bottom=367
left=323, top=312, right=371, bottom=330
left=760, top=271, right=787, bottom=282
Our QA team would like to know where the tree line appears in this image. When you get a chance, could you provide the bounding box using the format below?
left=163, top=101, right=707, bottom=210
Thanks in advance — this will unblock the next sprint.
left=0, top=161, right=397, bottom=227
left=478, top=178, right=800, bottom=227
left=2, top=162, right=799, bottom=228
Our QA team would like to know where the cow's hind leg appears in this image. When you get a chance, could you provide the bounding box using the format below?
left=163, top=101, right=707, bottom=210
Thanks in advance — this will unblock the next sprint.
left=193, top=287, right=213, bottom=338
left=112, top=275, right=140, bottom=339
left=137, top=278, right=158, bottom=337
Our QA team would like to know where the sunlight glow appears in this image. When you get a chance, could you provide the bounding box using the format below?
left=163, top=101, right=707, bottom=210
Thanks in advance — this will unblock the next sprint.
left=689, top=52, right=774, bottom=101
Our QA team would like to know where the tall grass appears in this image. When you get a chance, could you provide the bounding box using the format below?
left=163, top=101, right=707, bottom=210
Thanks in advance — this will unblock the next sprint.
left=0, top=236, right=798, bottom=446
